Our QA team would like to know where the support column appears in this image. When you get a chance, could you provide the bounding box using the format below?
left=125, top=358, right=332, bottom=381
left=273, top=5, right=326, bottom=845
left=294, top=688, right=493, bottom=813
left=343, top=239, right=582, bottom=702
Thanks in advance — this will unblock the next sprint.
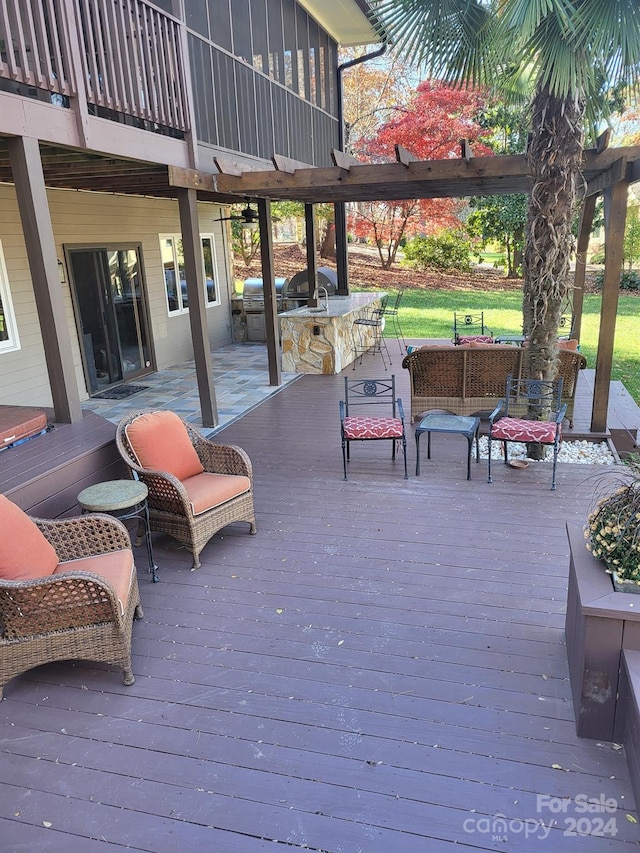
left=258, top=198, right=281, bottom=386
left=8, top=136, right=82, bottom=424
left=177, top=188, right=218, bottom=427
left=305, top=204, right=318, bottom=307
left=572, top=193, right=596, bottom=342
left=334, top=202, right=349, bottom=294
left=591, top=179, right=629, bottom=433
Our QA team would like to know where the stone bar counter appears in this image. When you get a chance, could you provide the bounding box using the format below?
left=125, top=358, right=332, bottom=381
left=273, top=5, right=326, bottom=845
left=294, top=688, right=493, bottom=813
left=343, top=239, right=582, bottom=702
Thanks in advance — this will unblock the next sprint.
left=279, top=292, right=386, bottom=374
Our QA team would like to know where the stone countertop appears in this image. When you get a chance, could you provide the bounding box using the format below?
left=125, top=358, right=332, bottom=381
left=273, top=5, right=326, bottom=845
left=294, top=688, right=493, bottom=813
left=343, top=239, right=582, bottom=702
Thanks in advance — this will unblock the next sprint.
left=278, top=291, right=386, bottom=319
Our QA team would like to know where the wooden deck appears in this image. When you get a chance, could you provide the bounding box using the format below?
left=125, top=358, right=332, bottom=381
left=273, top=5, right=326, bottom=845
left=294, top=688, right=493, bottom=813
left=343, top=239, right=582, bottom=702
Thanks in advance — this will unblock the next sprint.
left=2, top=351, right=640, bottom=851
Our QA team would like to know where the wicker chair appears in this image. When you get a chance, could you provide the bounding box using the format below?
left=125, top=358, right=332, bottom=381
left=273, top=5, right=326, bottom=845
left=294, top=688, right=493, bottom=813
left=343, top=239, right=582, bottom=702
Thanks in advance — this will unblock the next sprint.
left=0, top=513, right=142, bottom=698
left=116, top=410, right=256, bottom=570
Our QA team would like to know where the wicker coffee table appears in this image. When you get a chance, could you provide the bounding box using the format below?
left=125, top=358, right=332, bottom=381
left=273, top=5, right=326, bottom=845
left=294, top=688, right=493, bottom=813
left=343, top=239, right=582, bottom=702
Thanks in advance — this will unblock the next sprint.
left=78, top=480, right=159, bottom=581
left=415, top=413, right=481, bottom=480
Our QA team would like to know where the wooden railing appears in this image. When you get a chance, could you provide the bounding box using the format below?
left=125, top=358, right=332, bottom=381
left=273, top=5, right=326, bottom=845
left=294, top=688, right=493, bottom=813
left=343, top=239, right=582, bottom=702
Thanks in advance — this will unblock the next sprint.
left=0, top=0, right=189, bottom=134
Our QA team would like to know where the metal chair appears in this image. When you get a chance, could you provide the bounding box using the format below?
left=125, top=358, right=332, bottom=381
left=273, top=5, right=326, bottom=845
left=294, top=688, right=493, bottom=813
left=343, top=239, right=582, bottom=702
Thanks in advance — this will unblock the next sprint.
left=453, top=311, right=494, bottom=345
left=339, top=376, right=408, bottom=479
left=487, top=376, right=565, bottom=490
left=352, top=297, right=391, bottom=369
left=378, top=286, right=407, bottom=352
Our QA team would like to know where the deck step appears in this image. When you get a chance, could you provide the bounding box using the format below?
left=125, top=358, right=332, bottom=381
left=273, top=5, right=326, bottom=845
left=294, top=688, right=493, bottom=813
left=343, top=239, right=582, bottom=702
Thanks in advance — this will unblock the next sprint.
left=3, top=409, right=126, bottom=517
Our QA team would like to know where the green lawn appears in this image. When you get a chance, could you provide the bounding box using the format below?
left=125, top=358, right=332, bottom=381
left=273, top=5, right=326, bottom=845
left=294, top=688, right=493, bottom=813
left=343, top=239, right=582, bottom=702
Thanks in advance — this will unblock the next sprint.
left=391, top=288, right=640, bottom=404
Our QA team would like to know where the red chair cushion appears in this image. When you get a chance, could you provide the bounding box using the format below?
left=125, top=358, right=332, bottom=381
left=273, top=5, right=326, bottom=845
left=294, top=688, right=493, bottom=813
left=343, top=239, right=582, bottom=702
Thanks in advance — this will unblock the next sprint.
left=457, top=334, right=494, bottom=344
left=343, top=416, right=404, bottom=440
left=491, top=417, right=559, bottom=444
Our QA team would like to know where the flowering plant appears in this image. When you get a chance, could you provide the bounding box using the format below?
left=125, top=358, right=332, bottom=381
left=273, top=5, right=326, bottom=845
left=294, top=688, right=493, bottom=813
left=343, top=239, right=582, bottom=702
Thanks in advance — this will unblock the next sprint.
left=586, top=457, right=640, bottom=584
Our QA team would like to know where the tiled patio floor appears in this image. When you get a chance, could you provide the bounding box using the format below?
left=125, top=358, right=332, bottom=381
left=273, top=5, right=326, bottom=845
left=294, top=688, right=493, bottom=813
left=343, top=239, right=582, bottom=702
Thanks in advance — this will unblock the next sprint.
left=81, top=342, right=300, bottom=434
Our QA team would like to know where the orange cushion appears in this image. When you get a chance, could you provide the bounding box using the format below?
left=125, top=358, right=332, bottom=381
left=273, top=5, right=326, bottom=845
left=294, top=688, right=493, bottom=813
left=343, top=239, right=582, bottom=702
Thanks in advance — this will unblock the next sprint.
left=54, top=549, right=134, bottom=616
left=0, top=495, right=59, bottom=580
left=181, top=472, right=251, bottom=516
left=558, top=339, right=579, bottom=351
left=125, top=411, right=204, bottom=481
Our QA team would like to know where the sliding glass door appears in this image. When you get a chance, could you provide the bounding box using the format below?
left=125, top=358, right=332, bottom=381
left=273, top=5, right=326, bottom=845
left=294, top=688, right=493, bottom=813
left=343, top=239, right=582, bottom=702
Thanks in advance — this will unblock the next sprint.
left=68, top=246, right=152, bottom=393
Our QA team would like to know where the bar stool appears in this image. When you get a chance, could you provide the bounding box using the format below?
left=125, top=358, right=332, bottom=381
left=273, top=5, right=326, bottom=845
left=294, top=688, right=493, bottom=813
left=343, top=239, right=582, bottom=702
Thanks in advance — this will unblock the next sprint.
left=352, top=300, right=391, bottom=370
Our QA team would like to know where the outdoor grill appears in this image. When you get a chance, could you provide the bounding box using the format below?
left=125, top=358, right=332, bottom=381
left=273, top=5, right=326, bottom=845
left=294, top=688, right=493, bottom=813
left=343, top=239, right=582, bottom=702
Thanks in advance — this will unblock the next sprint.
left=281, top=267, right=338, bottom=309
left=242, top=277, right=288, bottom=341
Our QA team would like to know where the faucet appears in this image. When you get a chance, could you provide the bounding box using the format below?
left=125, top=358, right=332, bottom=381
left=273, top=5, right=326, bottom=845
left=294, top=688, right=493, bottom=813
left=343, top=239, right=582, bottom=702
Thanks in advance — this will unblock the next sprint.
left=313, top=286, right=329, bottom=311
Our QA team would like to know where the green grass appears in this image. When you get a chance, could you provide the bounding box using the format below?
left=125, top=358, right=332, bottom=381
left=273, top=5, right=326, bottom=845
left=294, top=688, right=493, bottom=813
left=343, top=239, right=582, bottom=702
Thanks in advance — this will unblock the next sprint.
left=391, top=287, right=640, bottom=404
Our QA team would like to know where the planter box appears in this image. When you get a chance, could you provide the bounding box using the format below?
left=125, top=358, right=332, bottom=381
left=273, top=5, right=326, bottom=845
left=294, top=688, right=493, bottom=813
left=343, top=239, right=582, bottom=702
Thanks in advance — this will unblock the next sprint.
left=565, top=522, right=640, bottom=740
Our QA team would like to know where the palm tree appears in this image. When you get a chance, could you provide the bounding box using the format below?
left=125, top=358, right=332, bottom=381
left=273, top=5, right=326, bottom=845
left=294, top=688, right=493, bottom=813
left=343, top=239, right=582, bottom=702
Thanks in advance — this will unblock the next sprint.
left=370, top=0, right=640, bottom=385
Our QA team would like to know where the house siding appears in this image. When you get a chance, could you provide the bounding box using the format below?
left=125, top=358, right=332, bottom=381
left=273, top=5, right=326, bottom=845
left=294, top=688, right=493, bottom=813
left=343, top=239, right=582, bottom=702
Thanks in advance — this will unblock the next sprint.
left=0, top=186, right=232, bottom=408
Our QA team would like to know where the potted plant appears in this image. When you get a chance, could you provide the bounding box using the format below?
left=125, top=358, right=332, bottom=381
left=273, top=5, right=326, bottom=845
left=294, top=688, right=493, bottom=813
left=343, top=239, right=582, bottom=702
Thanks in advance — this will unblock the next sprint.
left=585, top=455, right=640, bottom=591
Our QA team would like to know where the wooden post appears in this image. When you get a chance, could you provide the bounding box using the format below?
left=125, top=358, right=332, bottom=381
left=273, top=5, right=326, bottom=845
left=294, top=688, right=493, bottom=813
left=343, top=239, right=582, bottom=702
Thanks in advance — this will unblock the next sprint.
left=177, top=188, right=218, bottom=427
left=334, top=202, right=349, bottom=295
left=572, top=193, right=596, bottom=342
left=8, top=136, right=82, bottom=424
left=305, top=204, right=318, bottom=307
left=591, top=178, right=629, bottom=432
left=257, top=198, right=281, bottom=386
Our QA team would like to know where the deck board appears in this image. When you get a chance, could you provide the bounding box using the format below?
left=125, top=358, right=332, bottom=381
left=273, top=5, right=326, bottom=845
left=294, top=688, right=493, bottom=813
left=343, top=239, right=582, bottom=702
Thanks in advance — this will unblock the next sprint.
left=1, top=353, right=640, bottom=850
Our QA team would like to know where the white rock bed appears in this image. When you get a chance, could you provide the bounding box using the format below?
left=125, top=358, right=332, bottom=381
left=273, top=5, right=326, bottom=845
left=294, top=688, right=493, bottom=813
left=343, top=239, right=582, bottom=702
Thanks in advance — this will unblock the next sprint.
left=473, top=436, right=616, bottom=465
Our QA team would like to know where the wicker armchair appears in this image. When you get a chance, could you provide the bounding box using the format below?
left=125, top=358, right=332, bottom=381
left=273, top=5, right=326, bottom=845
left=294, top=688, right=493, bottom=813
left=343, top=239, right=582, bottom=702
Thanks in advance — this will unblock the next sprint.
left=0, top=513, right=142, bottom=698
left=116, top=410, right=256, bottom=570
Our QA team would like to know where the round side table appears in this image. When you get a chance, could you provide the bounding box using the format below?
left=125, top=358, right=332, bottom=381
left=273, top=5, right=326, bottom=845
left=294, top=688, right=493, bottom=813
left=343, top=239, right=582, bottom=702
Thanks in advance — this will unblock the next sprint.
left=78, top=480, right=159, bottom=582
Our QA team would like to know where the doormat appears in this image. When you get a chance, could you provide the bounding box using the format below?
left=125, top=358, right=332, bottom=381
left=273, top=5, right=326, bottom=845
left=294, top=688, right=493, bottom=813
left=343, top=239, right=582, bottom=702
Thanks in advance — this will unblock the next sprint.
left=92, top=384, right=149, bottom=400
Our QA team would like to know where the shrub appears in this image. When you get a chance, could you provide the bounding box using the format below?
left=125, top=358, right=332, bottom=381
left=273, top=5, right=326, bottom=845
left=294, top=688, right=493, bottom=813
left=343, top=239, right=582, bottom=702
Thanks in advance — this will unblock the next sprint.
left=403, top=231, right=473, bottom=273
left=586, top=458, right=640, bottom=583
left=593, top=269, right=640, bottom=291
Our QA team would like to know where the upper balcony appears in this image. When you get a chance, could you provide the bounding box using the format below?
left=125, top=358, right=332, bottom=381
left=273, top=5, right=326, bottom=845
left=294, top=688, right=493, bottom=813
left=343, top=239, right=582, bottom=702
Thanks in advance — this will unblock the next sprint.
left=0, top=0, right=194, bottom=168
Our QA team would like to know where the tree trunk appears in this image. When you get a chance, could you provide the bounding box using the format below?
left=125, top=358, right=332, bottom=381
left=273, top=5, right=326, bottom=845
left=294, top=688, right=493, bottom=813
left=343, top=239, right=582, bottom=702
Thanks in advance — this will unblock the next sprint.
left=320, top=222, right=336, bottom=260
left=522, top=86, right=584, bottom=458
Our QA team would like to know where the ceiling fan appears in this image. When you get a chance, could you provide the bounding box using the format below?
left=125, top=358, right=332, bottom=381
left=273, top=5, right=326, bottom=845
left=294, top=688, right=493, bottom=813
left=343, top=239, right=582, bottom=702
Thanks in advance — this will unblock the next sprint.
left=216, top=202, right=260, bottom=225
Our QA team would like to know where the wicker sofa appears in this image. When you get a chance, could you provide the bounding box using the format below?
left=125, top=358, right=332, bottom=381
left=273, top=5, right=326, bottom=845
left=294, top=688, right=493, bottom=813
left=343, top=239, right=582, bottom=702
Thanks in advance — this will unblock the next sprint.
left=401, top=344, right=587, bottom=426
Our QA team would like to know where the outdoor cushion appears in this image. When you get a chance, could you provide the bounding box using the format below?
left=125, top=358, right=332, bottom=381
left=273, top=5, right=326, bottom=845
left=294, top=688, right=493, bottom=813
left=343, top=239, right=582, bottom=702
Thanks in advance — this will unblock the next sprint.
left=457, top=334, right=494, bottom=344
left=54, top=549, right=134, bottom=616
left=343, top=416, right=404, bottom=440
left=181, top=472, right=252, bottom=516
left=125, top=410, right=204, bottom=481
left=0, top=495, right=59, bottom=580
left=491, top=417, right=559, bottom=444
left=558, top=339, right=579, bottom=351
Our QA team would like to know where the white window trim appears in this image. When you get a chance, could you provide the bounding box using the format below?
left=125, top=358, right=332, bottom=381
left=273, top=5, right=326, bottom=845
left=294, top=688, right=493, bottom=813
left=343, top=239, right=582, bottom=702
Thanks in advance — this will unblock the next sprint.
left=160, top=233, right=221, bottom=317
left=0, top=242, right=20, bottom=353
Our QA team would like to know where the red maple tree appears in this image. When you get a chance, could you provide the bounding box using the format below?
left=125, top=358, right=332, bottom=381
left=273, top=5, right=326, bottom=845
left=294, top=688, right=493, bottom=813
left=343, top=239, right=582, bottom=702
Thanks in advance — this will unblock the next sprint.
left=349, top=80, right=494, bottom=269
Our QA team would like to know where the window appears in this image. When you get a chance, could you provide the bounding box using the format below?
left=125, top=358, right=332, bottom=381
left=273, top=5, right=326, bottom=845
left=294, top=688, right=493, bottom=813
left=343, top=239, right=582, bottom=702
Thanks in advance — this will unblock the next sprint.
left=0, top=242, right=20, bottom=353
left=160, top=235, right=220, bottom=315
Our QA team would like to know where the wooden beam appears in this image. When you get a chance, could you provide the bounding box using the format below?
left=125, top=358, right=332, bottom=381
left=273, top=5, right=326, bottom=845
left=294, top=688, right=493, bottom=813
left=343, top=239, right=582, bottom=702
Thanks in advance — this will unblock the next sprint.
left=271, top=154, right=311, bottom=173
left=217, top=153, right=533, bottom=202
left=596, top=128, right=612, bottom=153
left=395, top=144, right=417, bottom=167
left=330, top=148, right=361, bottom=170
left=168, top=165, right=215, bottom=191
left=257, top=198, right=281, bottom=386
left=592, top=177, right=629, bottom=432
left=213, top=155, right=270, bottom=176
left=460, top=139, right=472, bottom=161
left=585, top=156, right=628, bottom=197
left=177, top=187, right=217, bottom=427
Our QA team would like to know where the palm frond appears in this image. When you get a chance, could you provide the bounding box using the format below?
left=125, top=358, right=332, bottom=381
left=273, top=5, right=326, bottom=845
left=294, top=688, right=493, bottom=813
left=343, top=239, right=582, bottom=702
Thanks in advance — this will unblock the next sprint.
left=370, top=0, right=501, bottom=88
left=574, top=0, right=640, bottom=92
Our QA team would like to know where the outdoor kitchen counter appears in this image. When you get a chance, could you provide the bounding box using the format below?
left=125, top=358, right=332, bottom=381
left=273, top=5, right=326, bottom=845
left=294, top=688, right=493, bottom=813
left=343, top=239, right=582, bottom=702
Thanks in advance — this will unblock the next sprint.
left=279, top=292, right=386, bottom=374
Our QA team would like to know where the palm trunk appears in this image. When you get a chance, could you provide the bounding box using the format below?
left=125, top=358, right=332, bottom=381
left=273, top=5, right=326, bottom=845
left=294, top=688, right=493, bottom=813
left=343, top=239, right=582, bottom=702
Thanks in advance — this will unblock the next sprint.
left=522, top=85, right=584, bottom=457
